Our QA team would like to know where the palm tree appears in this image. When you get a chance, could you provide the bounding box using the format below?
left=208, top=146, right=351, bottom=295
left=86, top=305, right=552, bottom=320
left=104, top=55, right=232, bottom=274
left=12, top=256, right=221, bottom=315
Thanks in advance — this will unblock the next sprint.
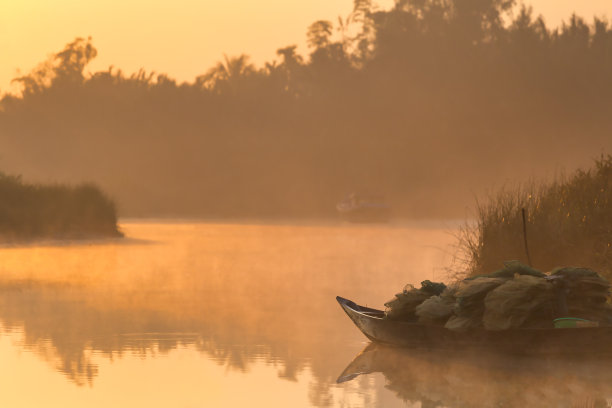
left=307, top=20, right=334, bottom=50
left=196, top=54, right=255, bottom=94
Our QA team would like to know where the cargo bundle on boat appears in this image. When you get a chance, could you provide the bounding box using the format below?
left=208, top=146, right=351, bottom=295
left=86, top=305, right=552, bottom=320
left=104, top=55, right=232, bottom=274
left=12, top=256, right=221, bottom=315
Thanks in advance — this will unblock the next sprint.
left=337, top=262, right=612, bottom=354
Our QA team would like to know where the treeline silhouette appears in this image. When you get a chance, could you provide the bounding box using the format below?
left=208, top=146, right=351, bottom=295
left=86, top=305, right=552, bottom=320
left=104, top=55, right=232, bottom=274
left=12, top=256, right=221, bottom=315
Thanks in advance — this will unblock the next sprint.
left=0, top=173, right=121, bottom=240
left=1, top=0, right=611, bottom=218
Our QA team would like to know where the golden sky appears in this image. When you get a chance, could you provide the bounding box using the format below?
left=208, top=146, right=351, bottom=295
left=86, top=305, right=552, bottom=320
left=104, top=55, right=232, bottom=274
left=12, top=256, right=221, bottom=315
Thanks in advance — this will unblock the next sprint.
left=1, top=0, right=610, bottom=93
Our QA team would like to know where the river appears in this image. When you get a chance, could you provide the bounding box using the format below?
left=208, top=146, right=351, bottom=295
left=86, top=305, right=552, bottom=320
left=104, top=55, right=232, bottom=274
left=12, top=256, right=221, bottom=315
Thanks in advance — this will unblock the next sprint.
left=0, top=221, right=610, bottom=407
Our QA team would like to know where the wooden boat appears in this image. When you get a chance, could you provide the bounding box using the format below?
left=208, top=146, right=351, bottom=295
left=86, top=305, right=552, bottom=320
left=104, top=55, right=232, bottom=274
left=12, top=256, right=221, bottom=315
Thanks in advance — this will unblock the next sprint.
left=336, top=296, right=612, bottom=354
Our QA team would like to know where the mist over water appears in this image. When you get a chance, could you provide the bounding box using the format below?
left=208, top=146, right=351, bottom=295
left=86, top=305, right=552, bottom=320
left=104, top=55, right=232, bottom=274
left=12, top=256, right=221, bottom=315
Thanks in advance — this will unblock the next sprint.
left=1, top=220, right=611, bottom=407
left=0, top=220, right=453, bottom=407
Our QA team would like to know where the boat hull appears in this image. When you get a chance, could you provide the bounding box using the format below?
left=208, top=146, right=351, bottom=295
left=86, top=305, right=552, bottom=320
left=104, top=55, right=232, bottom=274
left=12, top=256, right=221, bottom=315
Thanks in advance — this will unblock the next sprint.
left=336, top=296, right=612, bottom=354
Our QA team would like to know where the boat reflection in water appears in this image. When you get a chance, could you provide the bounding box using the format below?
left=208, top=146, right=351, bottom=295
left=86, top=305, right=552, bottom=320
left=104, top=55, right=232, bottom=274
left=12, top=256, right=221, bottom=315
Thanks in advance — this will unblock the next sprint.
left=338, top=343, right=612, bottom=407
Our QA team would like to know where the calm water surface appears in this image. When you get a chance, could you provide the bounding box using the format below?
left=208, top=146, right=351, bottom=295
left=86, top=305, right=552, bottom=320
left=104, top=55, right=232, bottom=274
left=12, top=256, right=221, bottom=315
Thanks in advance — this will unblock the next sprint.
left=1, top=221, right=611, bottom=407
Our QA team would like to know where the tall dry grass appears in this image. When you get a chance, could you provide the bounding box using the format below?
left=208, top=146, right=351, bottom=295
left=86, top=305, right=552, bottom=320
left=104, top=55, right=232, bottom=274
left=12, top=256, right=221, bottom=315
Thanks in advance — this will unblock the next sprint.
left=456, top=155, right=612, bottom=278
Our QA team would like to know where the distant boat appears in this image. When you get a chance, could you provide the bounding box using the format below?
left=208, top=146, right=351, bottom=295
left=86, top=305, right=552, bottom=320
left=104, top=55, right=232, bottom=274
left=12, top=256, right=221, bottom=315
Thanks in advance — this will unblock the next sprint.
left=336, top=193, right=390, bottom=223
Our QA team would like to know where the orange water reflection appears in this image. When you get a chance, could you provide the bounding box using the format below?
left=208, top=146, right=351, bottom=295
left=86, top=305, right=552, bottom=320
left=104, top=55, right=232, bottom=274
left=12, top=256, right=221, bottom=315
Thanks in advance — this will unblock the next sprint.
left=0, top=221, right=456, bottom=407
left=4, top=221, right=612, bottom=407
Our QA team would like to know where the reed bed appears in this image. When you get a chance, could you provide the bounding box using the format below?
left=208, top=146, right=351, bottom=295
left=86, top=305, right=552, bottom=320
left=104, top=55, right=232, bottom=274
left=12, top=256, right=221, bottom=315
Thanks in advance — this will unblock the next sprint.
left=0, top=173, right=122, bottom=240
left=456, top=155, right=612, bottom=278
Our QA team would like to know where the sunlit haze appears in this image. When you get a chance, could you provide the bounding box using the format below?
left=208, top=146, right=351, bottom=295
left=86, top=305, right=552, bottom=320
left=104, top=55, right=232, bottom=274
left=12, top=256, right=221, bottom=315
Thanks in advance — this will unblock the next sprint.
left=1, top=0, right=610, bottom=93
left=2, top=0, right=612, bottom=404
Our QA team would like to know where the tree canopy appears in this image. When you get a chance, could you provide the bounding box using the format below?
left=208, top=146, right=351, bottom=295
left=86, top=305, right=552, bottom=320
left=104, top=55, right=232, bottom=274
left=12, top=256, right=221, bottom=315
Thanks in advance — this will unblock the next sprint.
left=1, top=0, right=611, bottom=218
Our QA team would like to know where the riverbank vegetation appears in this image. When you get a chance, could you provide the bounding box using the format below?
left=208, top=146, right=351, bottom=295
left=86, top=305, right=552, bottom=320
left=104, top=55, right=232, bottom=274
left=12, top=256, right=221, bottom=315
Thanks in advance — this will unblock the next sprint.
left=1, top=0, right=612, bottom=217
left=457, top=155, right=612, bottom=278
left=0, top=173, right=122, bottom=241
